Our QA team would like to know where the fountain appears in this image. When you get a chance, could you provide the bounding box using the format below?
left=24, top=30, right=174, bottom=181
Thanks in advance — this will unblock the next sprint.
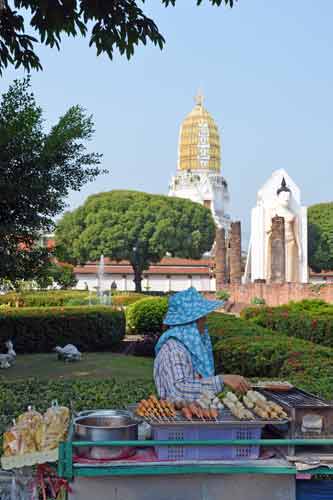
left=97, top=255, right=111, bottom=305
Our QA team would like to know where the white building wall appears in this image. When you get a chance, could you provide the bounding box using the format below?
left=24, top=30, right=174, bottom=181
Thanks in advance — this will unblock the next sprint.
left=76, top=273, right=215, bottom=292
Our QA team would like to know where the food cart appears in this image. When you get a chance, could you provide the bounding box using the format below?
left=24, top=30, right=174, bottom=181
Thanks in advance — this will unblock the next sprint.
left=57, top=386, right=333, bottom=500
left=59, top=436, right=333, bottom=500
left=4, top=387, right=333, bottom=499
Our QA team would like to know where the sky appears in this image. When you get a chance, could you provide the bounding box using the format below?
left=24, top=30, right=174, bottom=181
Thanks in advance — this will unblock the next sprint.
left=1, top=0, right=333, bottom=246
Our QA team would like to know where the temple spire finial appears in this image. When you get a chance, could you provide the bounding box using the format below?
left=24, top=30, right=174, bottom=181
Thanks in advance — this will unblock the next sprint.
left=195, top=88, right=204, bottom=107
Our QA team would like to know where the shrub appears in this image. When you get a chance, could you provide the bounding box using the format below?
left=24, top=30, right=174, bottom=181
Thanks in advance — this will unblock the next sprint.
left=216, top=290, right=230, bottom=301
left=0, top=291, right=147, bottom=309
left=126, top=297, right=168, bottom=335
left=65, top=297, right=100, bottom=306
left=207, top=313, right=333, bottom=400
left=251, top=296, right=266, bottom=306
left=241, top=301, right=333, bottom=348
left=0, top=291, right=91, bottom=308
left=0, top=306, right=125, bottom=353
left=112, top=294, right=146, bottom=307
left=0, top=378, right=154, bottom=438
left=133, top=335, right=159, bottom=357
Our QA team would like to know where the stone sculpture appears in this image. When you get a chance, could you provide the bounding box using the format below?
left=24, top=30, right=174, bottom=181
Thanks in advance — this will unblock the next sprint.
left=54, top=344, right=82, bottom=362
left=244, top=169, right=308, bottom=283
left=0, top=340, right=16, bottom=369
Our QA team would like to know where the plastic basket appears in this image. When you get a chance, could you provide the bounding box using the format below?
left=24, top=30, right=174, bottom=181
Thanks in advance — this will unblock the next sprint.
left=153, top=424, right=262, bottom=461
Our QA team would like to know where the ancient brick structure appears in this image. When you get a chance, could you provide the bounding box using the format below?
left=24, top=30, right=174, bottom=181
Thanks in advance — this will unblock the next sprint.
left=229, top=221, right=242, bottom=284
left=215, top=227, right=227, bottom=290
left=270, top=215, right=285, bottom=283
left=217, top=283, right=333, bottom=307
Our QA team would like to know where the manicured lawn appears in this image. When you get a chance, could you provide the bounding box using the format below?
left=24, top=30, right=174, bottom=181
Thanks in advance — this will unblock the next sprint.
left=0, top=353, right=153, bottom=382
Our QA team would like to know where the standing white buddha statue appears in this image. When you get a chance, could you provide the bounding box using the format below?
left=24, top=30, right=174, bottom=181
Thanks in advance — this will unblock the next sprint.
left=265, top=178, right=302, bottom=282
left=243, top=169, right=308, bottom=283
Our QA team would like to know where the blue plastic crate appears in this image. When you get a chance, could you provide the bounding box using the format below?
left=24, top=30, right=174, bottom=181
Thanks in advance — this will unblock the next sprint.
left=153, top=424, right=262, bottom=461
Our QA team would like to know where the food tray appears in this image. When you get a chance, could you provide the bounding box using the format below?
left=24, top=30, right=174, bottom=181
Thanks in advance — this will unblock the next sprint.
left=1, top=448, right=58, bottom=470
left=253, top=382, right=294, bottom=392
left=130, top=406, right=289, bottom=426
left=153, top=424, right=262, bottom=461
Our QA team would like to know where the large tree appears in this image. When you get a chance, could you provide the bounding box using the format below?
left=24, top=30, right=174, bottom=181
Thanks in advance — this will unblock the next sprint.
left=55, top=190, right=216, bottom=292
left=0, top=78, right=104, bottom=285
left=308, top=202, right=333, bottom=273
left=0, top=0, right=235, bottom=74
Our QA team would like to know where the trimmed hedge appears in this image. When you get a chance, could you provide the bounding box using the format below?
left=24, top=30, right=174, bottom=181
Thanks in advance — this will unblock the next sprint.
left=241, top=302, right=333, bottom=348
left=0, top=291, right=147, bottom=308
left=0, top=378, right=154, bottom=439
left=0, top=306, right=125, bottom=353
left=64, top=293, right=146, bottom=308
left=0, top=291, right=90, bottom=308
left=207, top=313, right=333, bottom=400
left=112, top=294, right=147, bottom=307
left=126, top=297, right=168, bottom=335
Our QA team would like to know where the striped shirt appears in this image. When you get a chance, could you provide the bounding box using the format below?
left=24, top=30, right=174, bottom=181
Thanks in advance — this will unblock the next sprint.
left=154, top=338, right=223, bottom=401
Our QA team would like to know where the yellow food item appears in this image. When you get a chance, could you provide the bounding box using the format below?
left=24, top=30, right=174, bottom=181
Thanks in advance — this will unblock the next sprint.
left=40, top=405, right=70, bottom=451
left=3, top=429, right=20, bottom=457
left=19, top=426, right=37, bottom=454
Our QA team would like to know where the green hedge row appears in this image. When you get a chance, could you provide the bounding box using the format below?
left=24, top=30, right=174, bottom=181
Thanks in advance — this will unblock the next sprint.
left=0, top=306, right=125, bottom=353
left=0, top=290, right=89, bottom=307
left=207, top=313, right=333, bottom=400
left=241, top=301, right=333, bottom=348
left=0, top=378, right=154, bottom=439
left=0, top=291, right=147, bottom=308
left=241, top=299, right=333, bottom=320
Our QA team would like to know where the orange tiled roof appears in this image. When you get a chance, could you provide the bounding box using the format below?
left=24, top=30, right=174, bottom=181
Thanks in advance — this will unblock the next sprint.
left=74, top=257, right=213, bottom=275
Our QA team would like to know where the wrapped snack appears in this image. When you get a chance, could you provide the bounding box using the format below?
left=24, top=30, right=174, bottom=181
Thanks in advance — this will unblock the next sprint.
left=40, top=401, right=70, bottom=451
left=3, top=422, right=20, bottom=457
left=17, top=406, right=43, bottom=429
left=17, top=406, right=44, bottom=451
left=18, top=425, right=37, bottom=455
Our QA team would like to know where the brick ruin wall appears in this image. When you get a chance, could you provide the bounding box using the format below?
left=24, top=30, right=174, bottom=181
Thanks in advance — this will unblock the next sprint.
left=220, top=282, right=333, bottom=306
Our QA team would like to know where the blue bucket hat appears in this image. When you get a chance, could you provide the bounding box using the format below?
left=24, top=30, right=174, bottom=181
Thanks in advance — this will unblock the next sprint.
left=163, top=287, right=223, bottom=326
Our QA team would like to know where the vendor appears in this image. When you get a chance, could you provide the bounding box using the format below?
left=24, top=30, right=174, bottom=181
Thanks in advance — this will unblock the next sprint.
left=154, top=287, right=250, bottom=401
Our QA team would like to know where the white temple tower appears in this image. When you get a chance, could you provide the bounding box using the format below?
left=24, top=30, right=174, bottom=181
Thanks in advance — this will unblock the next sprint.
left=168, top=93, right=230, bottom=230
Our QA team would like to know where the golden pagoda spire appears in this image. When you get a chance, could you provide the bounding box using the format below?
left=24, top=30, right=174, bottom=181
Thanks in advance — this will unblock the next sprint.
left=195, top=88, right=204, bottom=107
left=177, top=92, right=221, bottom=172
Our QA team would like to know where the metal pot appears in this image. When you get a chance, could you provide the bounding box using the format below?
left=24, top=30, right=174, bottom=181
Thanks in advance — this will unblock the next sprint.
left=74, top=410, right=138, bottom=460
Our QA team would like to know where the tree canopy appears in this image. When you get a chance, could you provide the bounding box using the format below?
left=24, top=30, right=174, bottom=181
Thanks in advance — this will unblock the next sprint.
left=308, top=203, right=333, bottom=273
left=55, top=190, right=216, bottom=291
left=0, top=0, right=235, bottom=74
left=0, top=78, right=104, bottom=285
left=36, top=262, right=78, bottom=290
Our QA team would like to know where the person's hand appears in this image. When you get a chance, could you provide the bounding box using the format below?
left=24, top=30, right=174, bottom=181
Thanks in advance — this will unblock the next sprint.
left=222, top=374, right=250, bottom=394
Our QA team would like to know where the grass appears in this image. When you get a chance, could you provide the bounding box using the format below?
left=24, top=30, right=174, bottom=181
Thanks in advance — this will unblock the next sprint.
left=0, top=353, right=153, bottom=382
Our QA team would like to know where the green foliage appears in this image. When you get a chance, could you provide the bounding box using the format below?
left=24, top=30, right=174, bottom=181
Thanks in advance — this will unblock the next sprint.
left=0, top=290, right=90, bottom=308
left=207, top=313, right=333, bottom=400
left=251, top=296, right=266, bottom=306
left=49, top=263, right=78, bottom=289
left=126, top=297, right=169, bottom=335
left=0, top=1, right=235, bottom=74
left=308, top=203, right=333, bottom=272
left=55, top=190, right=216, bottom=291
left=36, top=263, right=78, bottom=290
left=0, top=290, right=147, bottom=309
left=216, top=290, right=230, bottom=301
left=241, top=300, right=333, bottom=348
left=112, top=294, right=147, bottom=307
left=0, top=306, right=125, bottom=353
left=0, top=378, right=154, bottom=437
left=64, top=296, right=99, bottom=307
left=0, top=78, right=104, bottom=285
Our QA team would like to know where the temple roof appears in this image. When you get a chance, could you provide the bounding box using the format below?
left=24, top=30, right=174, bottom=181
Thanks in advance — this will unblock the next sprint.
left=177, top=92, right=221, bottom=172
